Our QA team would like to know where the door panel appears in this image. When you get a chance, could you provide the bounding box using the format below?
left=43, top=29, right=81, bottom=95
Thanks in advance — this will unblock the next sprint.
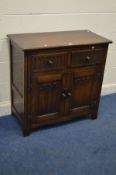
left=36, top=80, right=61, bottom=116
left=72, top=76, right=95, bottom=108
left=71, top=66, right=102, bottom=111
left=30, top=72, right=71, bottom=119
left=31, top=73, right=61, bottom=117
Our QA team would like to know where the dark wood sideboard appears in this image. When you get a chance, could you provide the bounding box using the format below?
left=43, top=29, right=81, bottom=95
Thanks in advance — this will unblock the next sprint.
left=7, top=30, right=112, bottom=136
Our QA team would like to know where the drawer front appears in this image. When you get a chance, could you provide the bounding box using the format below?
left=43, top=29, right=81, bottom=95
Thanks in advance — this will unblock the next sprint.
left=71, top=48, right=106, bottom=67
left=31, top=51, right=67, bottom=72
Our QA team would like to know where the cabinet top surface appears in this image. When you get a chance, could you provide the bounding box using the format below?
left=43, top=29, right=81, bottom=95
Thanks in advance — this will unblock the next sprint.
left=7, top=30, right=112, bottom=50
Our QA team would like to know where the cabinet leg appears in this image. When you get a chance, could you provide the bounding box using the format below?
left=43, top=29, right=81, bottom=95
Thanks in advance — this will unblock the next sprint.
left=91, top=113, right=98, bottom=120
left=91, top=102, right=99, bottom=120
left=22, top=124, right=30, bottom=137
left=11, top=109, right=15, bottom=116
left=23, top=128, right=30, bottom=137
left=91, top=115, right=97, bottom=120
left=22, top=118, right=31, bottom=136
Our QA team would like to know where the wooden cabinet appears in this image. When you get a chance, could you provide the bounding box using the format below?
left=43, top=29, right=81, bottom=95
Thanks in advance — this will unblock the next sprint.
left=8, top=30, right=112, bottom=136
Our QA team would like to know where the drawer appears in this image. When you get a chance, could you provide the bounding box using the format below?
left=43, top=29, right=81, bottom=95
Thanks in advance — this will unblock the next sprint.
left=72, top=65, right=102, bottom=78
left=71, top=49, right=106, bottom=67
left=31, top=51, right=67, bottom=72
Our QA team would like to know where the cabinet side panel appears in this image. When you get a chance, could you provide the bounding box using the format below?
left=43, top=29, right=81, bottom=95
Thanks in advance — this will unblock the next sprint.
left=11, top=44, right=24, bottom=120
left=12, top=47, right=24, bottom=96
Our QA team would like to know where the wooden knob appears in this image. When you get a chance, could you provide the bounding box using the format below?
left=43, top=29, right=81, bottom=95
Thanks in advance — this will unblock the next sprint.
left=67, top=92, right=72, bottom=97
left=48, top=60, right=53, bottom=65
left=62, top=93, right=67, bottom=98
left=91, top=46, right=95, bottom=49
left=86, top=56, right=91, bottom=61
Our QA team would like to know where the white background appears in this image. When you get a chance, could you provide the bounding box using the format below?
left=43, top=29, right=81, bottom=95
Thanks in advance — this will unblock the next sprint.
left=0, top=0, right=116, bottom=115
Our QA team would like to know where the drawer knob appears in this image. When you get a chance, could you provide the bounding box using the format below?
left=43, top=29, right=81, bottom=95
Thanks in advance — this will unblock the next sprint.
left=48, top=60, right=54, bottom=65
left=86, top=56, right=91, bottom=61
left=62, top=93, right=67, bottom=98
left=91, top=46, right=95, bottom=49
left=67, top=92, right=72, bottom=97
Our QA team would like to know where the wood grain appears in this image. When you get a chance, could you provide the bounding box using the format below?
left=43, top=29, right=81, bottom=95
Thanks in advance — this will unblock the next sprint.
left=8, top=31, right=111, bottom=136
left=7, top=30, right=112, bottom=50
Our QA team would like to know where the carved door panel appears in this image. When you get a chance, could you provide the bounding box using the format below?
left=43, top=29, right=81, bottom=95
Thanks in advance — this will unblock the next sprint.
left=71, top=66, right=102, bottom=112
left=30, top=72, right=71, bottom=119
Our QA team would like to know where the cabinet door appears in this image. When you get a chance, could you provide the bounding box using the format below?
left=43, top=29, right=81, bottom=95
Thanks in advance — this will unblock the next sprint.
left=71, top=66, right=102, bottom=114
left=30, top=72, right=71, bottom=120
